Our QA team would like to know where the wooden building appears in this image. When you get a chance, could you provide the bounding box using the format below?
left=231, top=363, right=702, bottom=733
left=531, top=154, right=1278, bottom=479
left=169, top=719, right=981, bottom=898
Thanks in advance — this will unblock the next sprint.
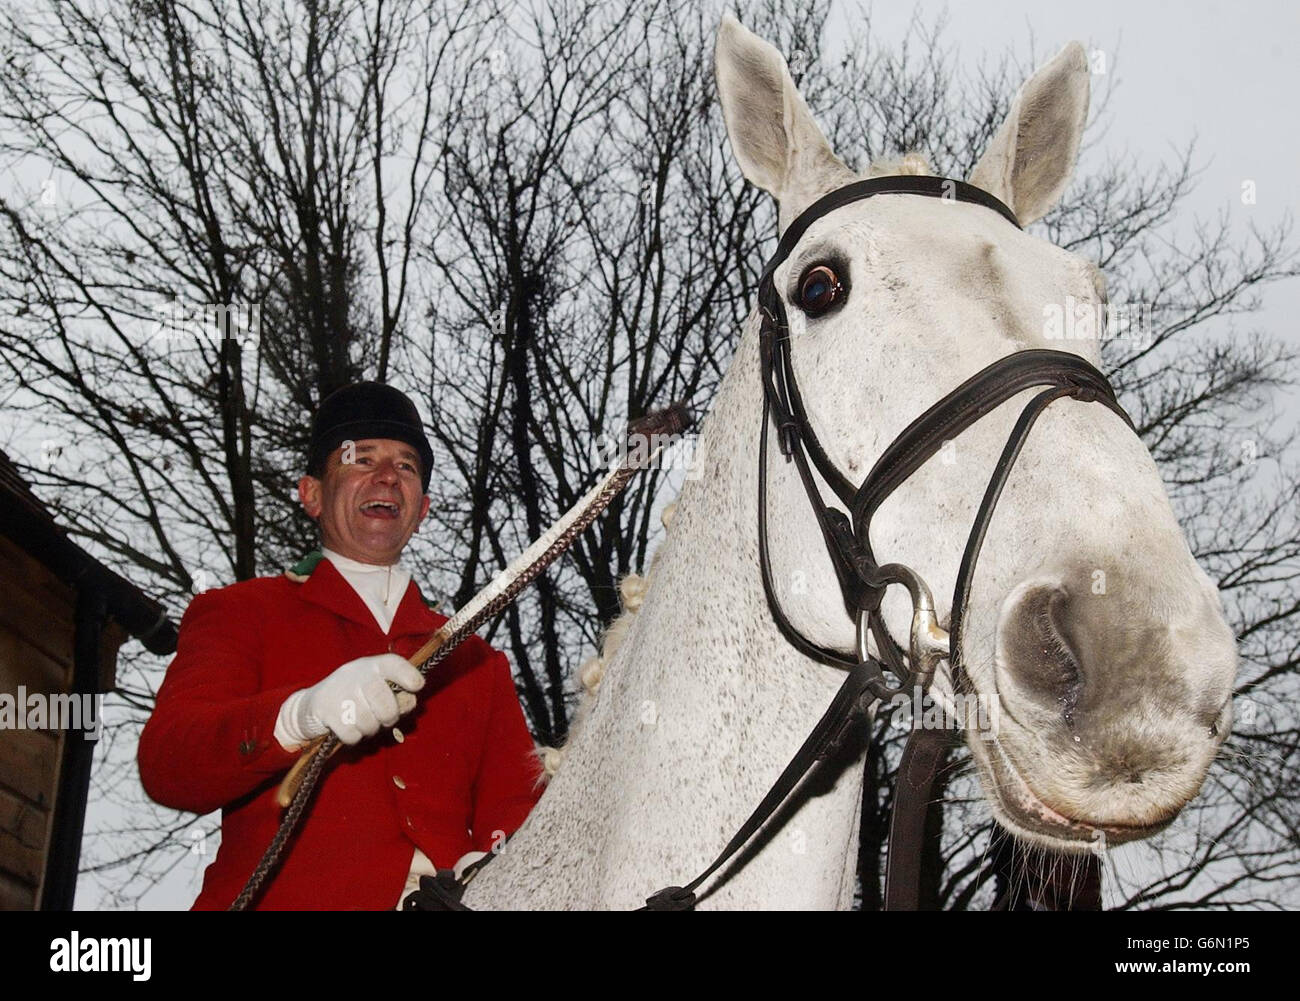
left=0, top=449, right=176, bottom=909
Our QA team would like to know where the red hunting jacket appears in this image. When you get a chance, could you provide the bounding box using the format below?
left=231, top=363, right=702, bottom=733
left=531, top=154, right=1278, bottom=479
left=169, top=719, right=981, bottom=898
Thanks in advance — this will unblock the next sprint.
left=137, top=555, right=543, bottom=910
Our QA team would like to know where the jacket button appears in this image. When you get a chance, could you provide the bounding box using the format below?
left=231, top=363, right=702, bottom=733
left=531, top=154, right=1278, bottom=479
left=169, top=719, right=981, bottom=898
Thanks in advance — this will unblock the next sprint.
left=405, top=816, right=415, bottom=829
left=393, top=775, right=406, bottom=789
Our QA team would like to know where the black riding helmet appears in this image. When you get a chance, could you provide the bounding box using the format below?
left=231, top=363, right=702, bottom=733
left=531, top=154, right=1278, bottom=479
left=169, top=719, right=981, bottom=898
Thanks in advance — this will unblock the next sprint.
left=306, top=382, right=434, bottom=493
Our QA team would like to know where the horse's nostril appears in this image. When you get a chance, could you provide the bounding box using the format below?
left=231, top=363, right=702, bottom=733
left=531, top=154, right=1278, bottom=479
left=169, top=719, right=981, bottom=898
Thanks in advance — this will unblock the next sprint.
left=999, top=584, right=1083, bottom=717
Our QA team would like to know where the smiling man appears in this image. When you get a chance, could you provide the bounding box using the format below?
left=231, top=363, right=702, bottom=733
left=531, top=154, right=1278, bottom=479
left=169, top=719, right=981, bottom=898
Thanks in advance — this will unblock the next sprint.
left=138, top=382, right=543, bottom=910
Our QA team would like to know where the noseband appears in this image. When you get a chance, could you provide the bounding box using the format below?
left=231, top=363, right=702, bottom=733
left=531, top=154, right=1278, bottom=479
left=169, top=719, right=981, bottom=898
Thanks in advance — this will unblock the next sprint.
left=756, top=175, right=1133, bottom=703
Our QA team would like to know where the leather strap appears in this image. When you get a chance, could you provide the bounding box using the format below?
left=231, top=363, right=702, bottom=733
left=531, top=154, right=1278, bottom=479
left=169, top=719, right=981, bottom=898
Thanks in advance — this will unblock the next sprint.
left=643, top=659, right=878, bottom=909
left=883, top=727, right=953, bottom=910
left=760, top=176, right=1021, bottom=290
left=851, top=350, right=1132, bottom=530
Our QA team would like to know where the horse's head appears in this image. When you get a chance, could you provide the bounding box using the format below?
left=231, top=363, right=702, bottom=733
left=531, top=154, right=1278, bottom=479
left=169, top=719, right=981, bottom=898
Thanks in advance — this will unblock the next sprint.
left=716, top=14, right=1238, bottom=852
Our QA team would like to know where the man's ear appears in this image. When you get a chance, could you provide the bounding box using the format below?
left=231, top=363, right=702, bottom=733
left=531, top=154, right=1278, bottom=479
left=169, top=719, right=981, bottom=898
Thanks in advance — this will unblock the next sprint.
left=299, top=475, right=322, bottom=519
left=415, top=494, right=431, bottom=527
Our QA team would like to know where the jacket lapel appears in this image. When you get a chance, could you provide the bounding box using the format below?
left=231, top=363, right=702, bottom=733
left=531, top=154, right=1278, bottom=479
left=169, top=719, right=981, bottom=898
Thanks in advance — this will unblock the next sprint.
left=296, top=552, right=443, bottom=639
left=390, top=580, right=443, bottom=639
left=297, top=556, right=384, bottom=632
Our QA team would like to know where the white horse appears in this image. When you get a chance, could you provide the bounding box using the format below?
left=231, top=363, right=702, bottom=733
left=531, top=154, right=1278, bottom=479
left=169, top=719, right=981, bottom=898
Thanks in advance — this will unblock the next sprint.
left=463, top=14, right=1239, bottom=910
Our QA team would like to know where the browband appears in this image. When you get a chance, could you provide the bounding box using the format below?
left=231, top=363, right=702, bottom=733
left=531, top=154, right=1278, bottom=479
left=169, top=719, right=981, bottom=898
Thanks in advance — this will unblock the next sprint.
left=761, top=175, right=1021, bottom=288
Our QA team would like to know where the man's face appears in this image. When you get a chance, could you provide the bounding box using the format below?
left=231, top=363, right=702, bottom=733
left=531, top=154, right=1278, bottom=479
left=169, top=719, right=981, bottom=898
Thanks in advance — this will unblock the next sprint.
left=298, top=438, right=432, bottom=565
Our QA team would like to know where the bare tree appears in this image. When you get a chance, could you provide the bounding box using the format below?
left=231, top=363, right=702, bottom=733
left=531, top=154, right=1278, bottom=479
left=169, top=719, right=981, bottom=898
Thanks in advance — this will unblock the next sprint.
left=403, top=0, right=791, bottom=744
left=0, top=0, right=486, bottom=906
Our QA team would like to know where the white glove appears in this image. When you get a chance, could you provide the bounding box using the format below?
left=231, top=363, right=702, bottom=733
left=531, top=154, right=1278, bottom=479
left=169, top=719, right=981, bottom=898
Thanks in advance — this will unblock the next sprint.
left=275, top=653, right=424, bottom=748
left=453, top=851, right=489, bottom=882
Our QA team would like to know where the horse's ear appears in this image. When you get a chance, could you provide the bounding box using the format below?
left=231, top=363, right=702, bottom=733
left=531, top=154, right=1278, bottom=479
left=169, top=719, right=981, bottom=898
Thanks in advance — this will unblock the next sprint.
left=715, top=13, right=855, bottom=229
left=969, top=42, right=1090, bottom=226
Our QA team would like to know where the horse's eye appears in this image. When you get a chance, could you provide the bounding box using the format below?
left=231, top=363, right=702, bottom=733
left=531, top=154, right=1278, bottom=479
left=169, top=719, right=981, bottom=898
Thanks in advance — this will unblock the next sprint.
left=797, top=264, right=843, bottom=316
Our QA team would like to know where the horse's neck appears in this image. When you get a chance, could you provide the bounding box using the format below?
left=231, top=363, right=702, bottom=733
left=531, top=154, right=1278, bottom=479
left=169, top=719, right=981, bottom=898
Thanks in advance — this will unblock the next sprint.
left=464, top=323, right=868, bottom=910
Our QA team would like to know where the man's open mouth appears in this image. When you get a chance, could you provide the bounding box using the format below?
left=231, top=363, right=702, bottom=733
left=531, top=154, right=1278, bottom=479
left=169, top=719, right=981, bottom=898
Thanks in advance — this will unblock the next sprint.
left=360, top=500, right=401, bottom=520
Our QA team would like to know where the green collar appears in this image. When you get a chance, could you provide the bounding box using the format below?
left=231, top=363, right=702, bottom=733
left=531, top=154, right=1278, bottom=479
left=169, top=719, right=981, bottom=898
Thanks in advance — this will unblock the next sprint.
left=284, top=549, right=325, bottom=582
left=283, top=549, right=441, bottom=612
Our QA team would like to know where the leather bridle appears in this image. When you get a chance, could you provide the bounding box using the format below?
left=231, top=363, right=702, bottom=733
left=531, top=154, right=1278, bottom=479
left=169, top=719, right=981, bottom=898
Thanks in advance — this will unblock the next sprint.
left=757, top=174, right=1132, bottom=700
left=637, top=175, right=1135, bottom=910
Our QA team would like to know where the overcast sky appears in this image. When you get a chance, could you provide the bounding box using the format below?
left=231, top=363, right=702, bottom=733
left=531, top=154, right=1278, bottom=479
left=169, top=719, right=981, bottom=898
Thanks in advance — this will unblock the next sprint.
left=74, top=0, right=1298, bottom=910
left=856, top=0, right=1299, bottom=359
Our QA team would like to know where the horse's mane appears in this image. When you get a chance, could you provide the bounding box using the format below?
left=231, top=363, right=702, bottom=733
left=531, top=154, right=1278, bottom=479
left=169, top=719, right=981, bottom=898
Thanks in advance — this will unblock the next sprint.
left=532, top=500, right=680, bottom=787
left=865, top=152, right=933, bottom=177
